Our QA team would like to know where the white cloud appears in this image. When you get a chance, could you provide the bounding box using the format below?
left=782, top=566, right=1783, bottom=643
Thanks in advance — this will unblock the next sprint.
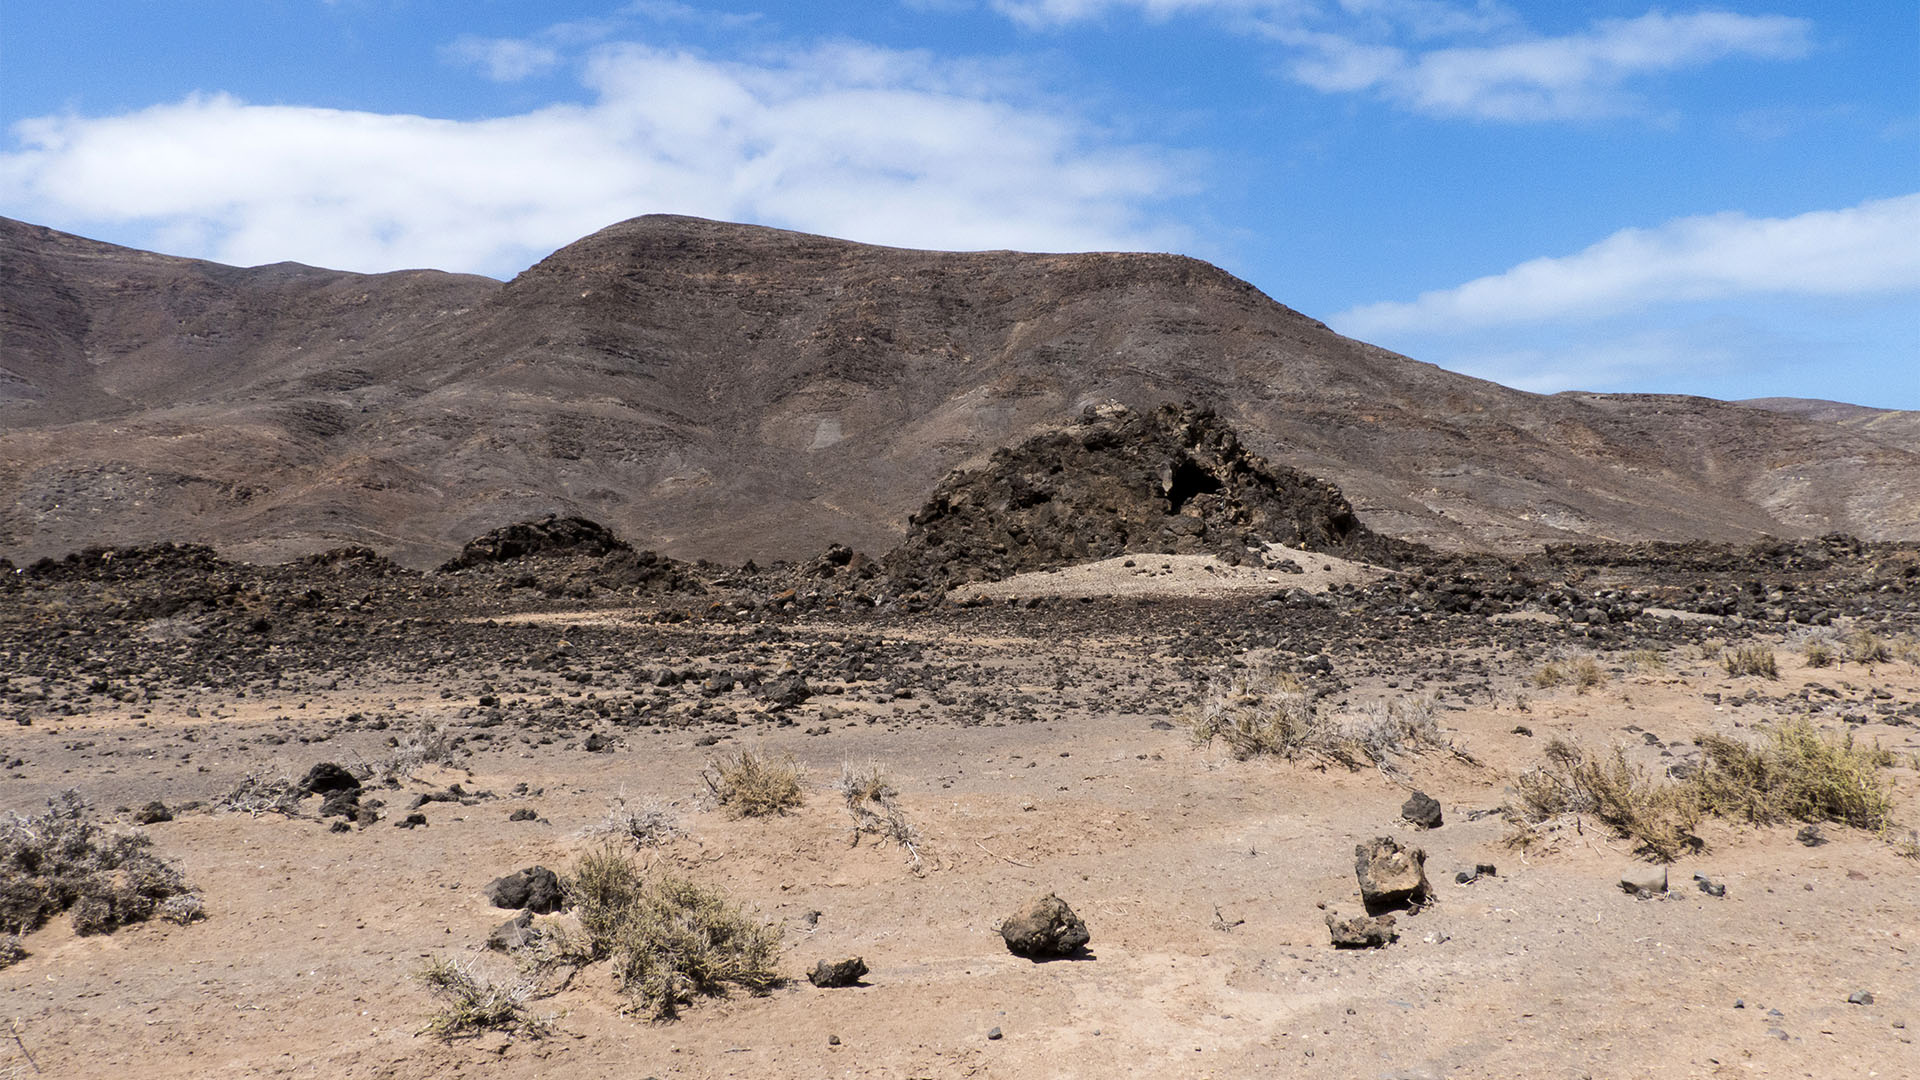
left=1291, top=11, right=1813, bottom=120
left=992, top=0, right=1509, bottom=36
left=0, top=43, right=1188, bottom=277
left=622, top=1, right=763, bottom=30
left=1334, top=194, right=1920, bottom=336
left=992, top=0, right=1236, bottom=28
left=1435, top=324, right=1750, bottom=395
left=990, top=3, right=1811, bottom=121
left=440, top=35, right=562, bottom=82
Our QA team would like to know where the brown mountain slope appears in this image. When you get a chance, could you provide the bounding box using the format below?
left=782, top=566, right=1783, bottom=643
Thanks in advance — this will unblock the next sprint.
left=3, top=214, right=1916, bottom=566
left=1736, top=397, right=1920, bottom=456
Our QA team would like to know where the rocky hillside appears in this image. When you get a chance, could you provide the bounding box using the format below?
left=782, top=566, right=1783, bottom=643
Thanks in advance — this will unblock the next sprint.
left=1736, top=398, right=1920, bottom=456
left=3, top=214, right=1917, bottom=566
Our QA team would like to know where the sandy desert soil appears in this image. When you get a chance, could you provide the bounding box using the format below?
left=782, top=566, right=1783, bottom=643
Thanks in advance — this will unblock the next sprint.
left=2, top=555, right=1918, bottom=1079
left=948, top=548, right=1387, bottom=602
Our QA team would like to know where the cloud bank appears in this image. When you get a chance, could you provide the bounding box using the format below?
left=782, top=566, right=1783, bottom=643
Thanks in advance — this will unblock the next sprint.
left=1335, top=193, right=1920, bottom=336
left=0, top=42, right=1186, bottom=277
left=993, top=2, right=1812, bottom=120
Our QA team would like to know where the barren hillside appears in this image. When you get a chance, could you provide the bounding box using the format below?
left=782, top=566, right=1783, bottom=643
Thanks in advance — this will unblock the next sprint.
left=4, top=214, right=1916, bottom=566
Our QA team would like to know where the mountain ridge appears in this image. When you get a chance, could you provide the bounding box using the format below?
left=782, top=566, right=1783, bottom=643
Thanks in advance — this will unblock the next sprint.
left=4, top=213, right=1916, bottom=567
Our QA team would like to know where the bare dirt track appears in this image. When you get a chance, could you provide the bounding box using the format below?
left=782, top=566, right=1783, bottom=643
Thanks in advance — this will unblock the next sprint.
left=2, top=547, right=1917, bottom=1079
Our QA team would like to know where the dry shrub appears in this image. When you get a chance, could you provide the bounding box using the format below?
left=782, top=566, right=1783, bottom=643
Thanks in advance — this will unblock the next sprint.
left=214, top=770, right=302, bottom=816
left=702, top=750, right=805, bottom=817
left=1188, top=668, right=1446, bottom=768
left=1625, top=649, right=1667, bottom=673
left=1693, top=719, right=1894, bottom=830
left=565, top=846, right=782, bottom=1020
left=1515, top=720, right=1902, bottom=862
left=1721, top=644, right=1778, bottom=679
left=1347, top=696, right=1443, bottom=762
left=1892, top=633, right=1920, bottom=667
left=1187, top=669, right=1319, bottom=761
left=1847, top=630, right=1893, bottom=666
left=833, top=760, right=923, bottom=871
left=589, top=795, right=681, bottom=848
left=0, top=790, right=205, bottom=935
left=365, top=719, right=453, bottom=785
left=1802, top=641, right=1836, bottom=668
left=1513, top=739, right=1700, bottom=862
left=417, top=956, right=550, bottom=1040
left=1534, top=656, right=1606, bottom=693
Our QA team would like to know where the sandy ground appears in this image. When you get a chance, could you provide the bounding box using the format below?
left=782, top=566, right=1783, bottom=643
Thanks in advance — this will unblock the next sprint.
left=2, top=597, right=1917, bottom=1080
left=948, top=547, right=1388, bottom=601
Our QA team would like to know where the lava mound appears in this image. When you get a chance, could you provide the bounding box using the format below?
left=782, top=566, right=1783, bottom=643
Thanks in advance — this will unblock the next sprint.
left=437, top=514, right=704, bottom=596
left=438, top=515, right=632, bottom=571
left=889, top=403, right=1381, bottom=587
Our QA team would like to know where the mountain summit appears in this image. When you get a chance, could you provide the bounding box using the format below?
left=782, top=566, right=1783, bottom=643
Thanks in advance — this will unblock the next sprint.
left=3, top=214, right=1916, bottom=566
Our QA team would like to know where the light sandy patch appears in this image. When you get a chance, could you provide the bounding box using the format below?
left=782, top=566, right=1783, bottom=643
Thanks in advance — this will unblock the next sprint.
left=1488, top=609, right=1561, bottom=624
left=1642, top=606, right=1732, bottom=623
left=951, top=546, right=1390, bottom=601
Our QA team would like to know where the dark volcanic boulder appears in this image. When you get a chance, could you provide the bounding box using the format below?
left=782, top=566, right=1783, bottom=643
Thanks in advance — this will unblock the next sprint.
left=888, top=403, right=1401, bottom=588
left=298, top=762, right=360, bottom=796
left=485, top=866, right=565, bottom=913
left=1400, top=790, right=1443, bottom=829
left=1000, top=893, right=1090, bottom=958
left=592, top=547, right=703, bottom=592
left=487, top=910, right=537, bottom=952
left=439, top=515, right=631, bottom=571
left=807, top=956, right=869, bottom=988
left=759, top=676, right=812, bottom=709
left=1326, top=910, right=1397, bottom=948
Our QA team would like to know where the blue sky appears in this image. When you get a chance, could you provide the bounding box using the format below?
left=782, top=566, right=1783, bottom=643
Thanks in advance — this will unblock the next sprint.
left=3, top=1, right=1915, bottom=407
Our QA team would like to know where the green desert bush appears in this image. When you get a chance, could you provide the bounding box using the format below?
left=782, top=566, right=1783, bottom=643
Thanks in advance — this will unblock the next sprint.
left=565, top=846, right=782, bottom=1020
left=1693, top=719, right=1894, bottom=831
left=417, top=956, right=550, bottom=1040
left=701, top=750, right=805, bottom=817
left=0, top=790, right=204, bottom=935
left=1721, top=644, right=1779, bottom=679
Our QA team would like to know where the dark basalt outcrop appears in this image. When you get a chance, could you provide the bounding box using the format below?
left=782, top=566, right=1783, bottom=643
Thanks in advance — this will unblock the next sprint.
left=888, top=403, right=1400, bottom=587
left=438, top=514, right=707, bottom=599
left=439, top=515, right=632, bottom=570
